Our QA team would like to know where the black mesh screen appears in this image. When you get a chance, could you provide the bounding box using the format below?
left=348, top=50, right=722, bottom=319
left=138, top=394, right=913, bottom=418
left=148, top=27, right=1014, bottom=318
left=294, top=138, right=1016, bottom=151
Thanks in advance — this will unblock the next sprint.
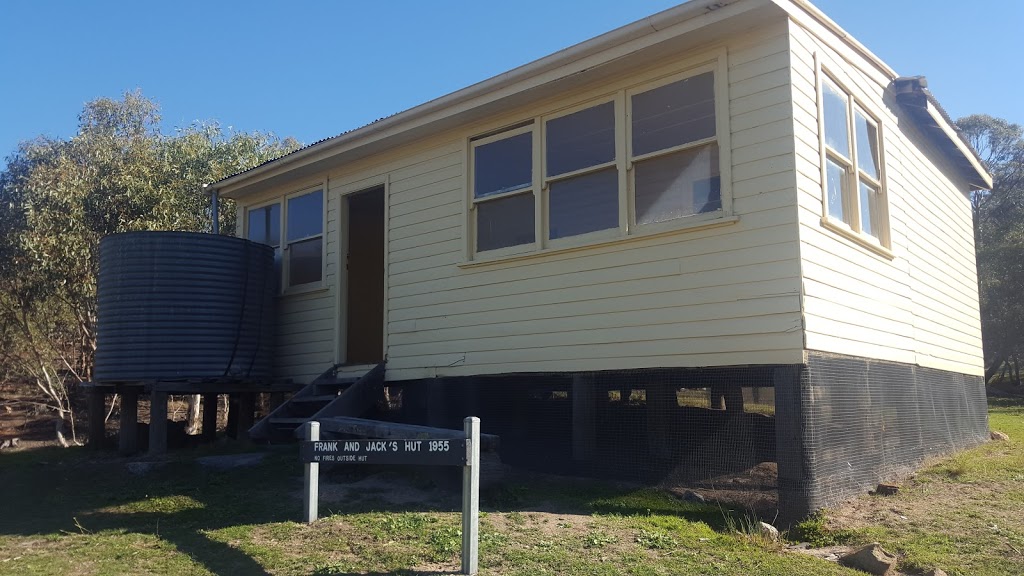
left=383, top=353, right=989, bottom=519
left=393, top=366, right=780, bottom=514
left=792, top=352, right=988, bottom=512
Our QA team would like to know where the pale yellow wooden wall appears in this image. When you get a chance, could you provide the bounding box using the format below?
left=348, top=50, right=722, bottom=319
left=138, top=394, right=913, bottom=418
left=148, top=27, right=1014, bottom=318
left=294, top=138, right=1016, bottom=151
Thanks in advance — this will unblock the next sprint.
left=236, top=174, right=339, bottom=385
left=245, top=19, right=827, bottom=384
left=377, top=21, right=805, bottom=381
left=788, top=20, right=984, bottom=376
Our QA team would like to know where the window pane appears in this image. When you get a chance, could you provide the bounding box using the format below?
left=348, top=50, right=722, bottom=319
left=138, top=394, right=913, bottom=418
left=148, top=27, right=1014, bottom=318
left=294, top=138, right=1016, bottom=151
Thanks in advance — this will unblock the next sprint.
left=859, top=180, right=879, bottom=238
left=247, top=203, right=280, bottom=247
left=826, top=158, right=848, bottom=222
left=855, top=111, right=880, bottom=180
left=635, top=144, right=720, bottom=225
left=288, top=237, right=322, bottom=286
left=546, top=102, right=615, bottom=177
left=549, top=168, right=618, bottom=239
left=474, top=132, right=532, bottom=198
left=632, top=71, right=715, bottom=157
left=823, top=81, right=850, bottom=158
left=476, top=193, right=535, bottom=251
left=287, top=190, right=323, bottom=241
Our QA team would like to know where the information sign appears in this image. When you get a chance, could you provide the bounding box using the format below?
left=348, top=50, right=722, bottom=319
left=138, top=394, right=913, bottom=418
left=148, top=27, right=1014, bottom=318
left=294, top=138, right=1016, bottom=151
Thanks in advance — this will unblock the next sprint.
left=299, top=438, right=468, bottom=466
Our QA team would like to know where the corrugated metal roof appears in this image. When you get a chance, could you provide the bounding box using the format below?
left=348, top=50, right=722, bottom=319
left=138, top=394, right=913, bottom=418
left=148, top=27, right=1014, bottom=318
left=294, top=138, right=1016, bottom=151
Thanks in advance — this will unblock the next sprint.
left=209, top=1, right=992, bottom=193
left=891, top=76, right=992, bottom=189
left=217, top=112, right=402, bottom=183
left=206, top=0, right=746, bottom=192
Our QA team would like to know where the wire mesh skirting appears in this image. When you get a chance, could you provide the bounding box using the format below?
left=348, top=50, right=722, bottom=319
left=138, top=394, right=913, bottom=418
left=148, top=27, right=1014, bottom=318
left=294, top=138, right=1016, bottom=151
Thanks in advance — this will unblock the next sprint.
left=384, top=355, right=988, bottom=518
left=391, top=366, right=782, bottom=513
left=797, top=352, right=988, bottom=511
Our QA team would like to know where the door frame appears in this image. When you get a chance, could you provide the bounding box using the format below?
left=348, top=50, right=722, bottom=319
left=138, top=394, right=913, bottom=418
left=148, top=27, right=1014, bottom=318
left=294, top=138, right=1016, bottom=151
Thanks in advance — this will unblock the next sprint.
left=334, top=176, right=389, bottom=366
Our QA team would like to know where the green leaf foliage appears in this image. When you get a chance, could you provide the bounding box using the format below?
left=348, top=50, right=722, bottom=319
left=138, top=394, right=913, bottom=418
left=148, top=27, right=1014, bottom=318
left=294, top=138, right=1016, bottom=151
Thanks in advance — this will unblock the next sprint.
left=0, top=90, right=299, bottom=403
left=957, top=114, right=1024, bottom=385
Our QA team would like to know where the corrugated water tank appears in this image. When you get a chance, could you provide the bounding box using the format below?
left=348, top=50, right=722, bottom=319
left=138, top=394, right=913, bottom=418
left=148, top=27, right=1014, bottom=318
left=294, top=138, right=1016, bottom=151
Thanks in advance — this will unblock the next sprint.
left=95, top=231, right=276, bottom=383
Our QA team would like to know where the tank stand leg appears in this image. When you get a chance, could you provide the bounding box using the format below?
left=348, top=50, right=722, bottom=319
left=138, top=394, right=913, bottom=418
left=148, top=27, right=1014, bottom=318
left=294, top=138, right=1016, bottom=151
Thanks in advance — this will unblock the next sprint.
left=572, top=374, right=596, bottom=461
left=201, top=394, right=218, bottom=443
left=226, top=395, right=239, bottom=439
left=88, top=388, right=106, bottom=450
left=237, top=393, right=255, bottom=443
left=149, top=391, right=168, bottom=455
left=269, top=392, right=285, bottom=411
left=647, top=381, right=676, bottom=460
left=118, top=389, right=139, bottom=455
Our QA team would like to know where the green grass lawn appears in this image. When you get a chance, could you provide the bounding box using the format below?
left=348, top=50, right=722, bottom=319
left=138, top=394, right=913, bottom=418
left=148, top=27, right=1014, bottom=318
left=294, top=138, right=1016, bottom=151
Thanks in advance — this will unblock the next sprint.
left=0, top=398, right=1021, bottom=575
left=796, top=397, right=1024, bottom=576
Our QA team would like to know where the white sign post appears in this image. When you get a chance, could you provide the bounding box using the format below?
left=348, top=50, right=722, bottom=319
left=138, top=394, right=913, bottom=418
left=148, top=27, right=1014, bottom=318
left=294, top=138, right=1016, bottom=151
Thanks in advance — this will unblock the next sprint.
left=300, top=417, right=481, bottom=576
left=302, top=421, right=320, bottom=524
left=462, top=416, right=480, bottom=575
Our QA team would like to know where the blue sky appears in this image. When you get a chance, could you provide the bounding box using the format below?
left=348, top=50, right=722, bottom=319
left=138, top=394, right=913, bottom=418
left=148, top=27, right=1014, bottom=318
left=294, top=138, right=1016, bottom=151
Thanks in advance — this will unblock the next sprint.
left=1, top=0, right=1021, bottom=161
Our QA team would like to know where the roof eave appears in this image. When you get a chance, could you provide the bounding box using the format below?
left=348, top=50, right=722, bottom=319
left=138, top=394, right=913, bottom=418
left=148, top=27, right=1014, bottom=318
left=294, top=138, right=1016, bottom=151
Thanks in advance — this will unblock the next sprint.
left=891, top=77, right=993, bottom=190
left=209, top=0, right=766, bottom=198
left=918, top=98, right=993, bottom=189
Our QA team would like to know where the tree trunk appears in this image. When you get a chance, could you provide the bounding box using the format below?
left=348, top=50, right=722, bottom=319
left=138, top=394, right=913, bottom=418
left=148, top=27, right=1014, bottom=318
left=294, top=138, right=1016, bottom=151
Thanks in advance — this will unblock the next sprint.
left=985, top=351, right=1007, bottom=384
left=185, top=394, right=201, bottom=435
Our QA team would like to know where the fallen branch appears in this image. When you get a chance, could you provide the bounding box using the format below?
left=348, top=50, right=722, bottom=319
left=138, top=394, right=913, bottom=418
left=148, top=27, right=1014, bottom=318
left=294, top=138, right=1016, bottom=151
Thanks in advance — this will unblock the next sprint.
left=104, top=394, right=119, bottom=423
left=6, top=400, right=59, bottom=412
left=1008, top=541, right=1023, bottom=556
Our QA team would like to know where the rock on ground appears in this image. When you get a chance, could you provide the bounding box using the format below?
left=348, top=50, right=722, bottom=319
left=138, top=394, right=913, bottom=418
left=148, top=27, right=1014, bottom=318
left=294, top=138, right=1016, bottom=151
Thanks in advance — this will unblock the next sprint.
left=759, top=521, right=779, bottom=540
left=871, top=483, right=899, bottom=496
left=838, top=543, right=898, bottom=576
left=679, top=490, right=705, bottom=503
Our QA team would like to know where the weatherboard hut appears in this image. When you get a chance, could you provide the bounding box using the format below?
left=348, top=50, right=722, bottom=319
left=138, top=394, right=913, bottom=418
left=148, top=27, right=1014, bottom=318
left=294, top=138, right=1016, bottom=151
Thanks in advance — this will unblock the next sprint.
left=184, top=0, right=988, bottom=516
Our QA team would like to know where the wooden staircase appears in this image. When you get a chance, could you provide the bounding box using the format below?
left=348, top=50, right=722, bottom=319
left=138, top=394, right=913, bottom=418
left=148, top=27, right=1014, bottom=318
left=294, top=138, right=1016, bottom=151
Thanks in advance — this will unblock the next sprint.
left=249, top=362, right=385, bottom=442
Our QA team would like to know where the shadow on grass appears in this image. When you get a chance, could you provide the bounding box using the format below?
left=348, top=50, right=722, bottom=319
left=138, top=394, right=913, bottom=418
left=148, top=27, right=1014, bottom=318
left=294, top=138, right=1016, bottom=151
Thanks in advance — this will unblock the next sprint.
left=313, top=572, right=454, bottom=576
left=320, top=467, right=754, bottom=534
left=2, top=446, right=762, bottom=575
left=0, top=445, right=297, bottom=575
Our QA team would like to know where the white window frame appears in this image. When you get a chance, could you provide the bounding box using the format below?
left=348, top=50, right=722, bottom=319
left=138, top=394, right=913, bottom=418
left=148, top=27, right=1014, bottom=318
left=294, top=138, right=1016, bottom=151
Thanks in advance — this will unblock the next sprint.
left=468, top=123, right=539, bottom=259
left=465, top=52, right=732, bottom=261
left=626, top=62, right=725, bottom=235
left=244, top=182, right=327, bottom=294
left=816, top=59, right=892, bottom=254
left=542, top=95, right=623, bottom=249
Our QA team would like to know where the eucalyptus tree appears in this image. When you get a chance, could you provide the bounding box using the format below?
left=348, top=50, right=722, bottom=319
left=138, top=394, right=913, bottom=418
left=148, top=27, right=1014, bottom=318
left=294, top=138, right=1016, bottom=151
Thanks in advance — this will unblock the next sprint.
left=0, top=91, right=299, bottom=442
left=957, top=114, right=1024, bottom=386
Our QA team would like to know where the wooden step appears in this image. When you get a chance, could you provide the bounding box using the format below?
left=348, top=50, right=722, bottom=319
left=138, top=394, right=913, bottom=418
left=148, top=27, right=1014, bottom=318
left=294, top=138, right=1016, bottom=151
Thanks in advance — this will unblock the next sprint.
left=269, top=417, right=308, bottom=426
left=314, top=377, right=358, bottom=387
left=250, top=362, right=385, bottom=443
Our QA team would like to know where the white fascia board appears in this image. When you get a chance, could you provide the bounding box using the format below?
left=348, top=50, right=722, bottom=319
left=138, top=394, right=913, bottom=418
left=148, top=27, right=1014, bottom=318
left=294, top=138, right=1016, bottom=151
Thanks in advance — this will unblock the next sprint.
left=776, top=0, right=897, bottom=80
left=213, top=0, right=772, bottom=198
left=922, top=100, right=993, bottom=189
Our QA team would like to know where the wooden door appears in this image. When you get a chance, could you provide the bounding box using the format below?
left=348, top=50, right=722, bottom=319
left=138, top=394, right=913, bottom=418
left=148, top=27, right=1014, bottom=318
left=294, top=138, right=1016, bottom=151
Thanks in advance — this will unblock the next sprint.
left=345, top=186, right=385, bottom=364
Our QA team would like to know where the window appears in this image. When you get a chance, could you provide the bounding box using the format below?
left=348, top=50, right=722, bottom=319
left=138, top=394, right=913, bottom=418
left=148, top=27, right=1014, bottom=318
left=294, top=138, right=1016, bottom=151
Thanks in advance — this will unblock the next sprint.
left=469, top=61, right=726, bottom=257
left=247, top=202, right=281, bottom=280
left=546, top=101, right=618, bottom=241
left=286, top=190, right=323, bottom=286
left=631, top=71, right=720, bottom=226
left=820, top=75, right=886, bottom=245
left=246, top=187, right=324, bottom=290
left=471, top=126, right=536, bottom=252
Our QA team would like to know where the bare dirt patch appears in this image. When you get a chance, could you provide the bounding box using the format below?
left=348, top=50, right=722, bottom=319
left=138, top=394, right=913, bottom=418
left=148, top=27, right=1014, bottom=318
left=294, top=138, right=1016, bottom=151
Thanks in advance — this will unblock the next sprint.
left=663, top=461, right=779, bottom=516
left=829, top=476, right=1024, bottom=537
left=0, top=381, right=65, bottom=450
